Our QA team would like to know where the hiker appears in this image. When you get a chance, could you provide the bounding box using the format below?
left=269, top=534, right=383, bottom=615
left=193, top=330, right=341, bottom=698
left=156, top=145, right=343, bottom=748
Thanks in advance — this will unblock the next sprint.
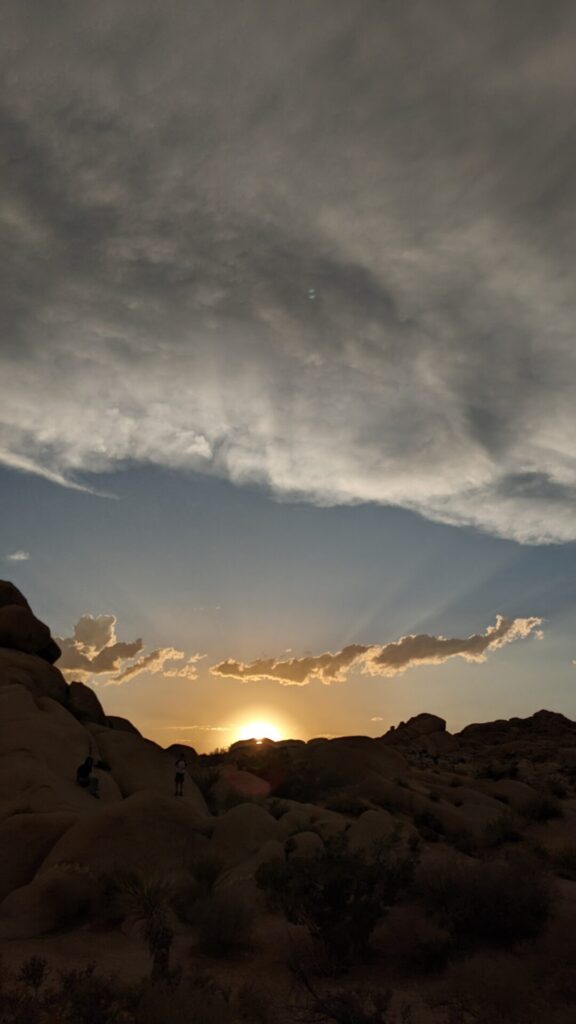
left=174, top=755, right=187, bottom=797
left=76, top=756, right=100, bottom=798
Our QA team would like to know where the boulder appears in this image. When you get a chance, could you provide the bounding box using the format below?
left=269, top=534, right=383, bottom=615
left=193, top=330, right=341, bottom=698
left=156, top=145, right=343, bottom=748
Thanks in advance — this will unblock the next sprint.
left=212, top=767, right=271, bottom=808
left=0, top=604, right=60, bottom=664
left=108, top=716, right=142, bottom=736
left=276, top=802, right=348, bottom=841
left=0, top=685, right=122, bottom=818
left=85, top=724, right=208, bottom=814
left=0, top=581, right=31, bottom=611
left=41, top=791, right=210, bottom=877
left=0, top=647, right=68, bottom=704
left=0, top=864, right=97, bottom=939
left=211, top=802, right=280, bottom=866
left=0, top=811, right=76, bottom=901
left=346, top=809, right=398, bottom=856
left=287, top=830, right=324, bottom=859
left=68, top=681, right=107, bottom=726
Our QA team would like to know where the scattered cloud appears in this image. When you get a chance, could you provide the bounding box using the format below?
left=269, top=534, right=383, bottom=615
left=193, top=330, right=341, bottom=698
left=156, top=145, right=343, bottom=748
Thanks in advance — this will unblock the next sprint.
left=211, top=644, right=368, bottom=686
left=211, top=615, right=543, bottom=685
left=165, top=724, right=231, bottom=732
left=5, top=550, right=30, bottom=561
left=370, top=716, right=384, bottom=722
left=1, top=3, right=576, bottom=542
left=56, top=614, right=203, bottom=685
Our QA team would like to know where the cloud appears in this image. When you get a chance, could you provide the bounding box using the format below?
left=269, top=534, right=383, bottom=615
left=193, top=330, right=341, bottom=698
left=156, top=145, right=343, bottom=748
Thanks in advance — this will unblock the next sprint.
left=5, top=550, right=30, bottom=561
left=211, top=644, right=368, bottom=686
left=211, top=615, right=542, bottom=685
left=1, top=3, right=576, bottom=542
left=56, top=615, right=202, bottom=685
left=165, top=724, right=231, bottom=733
left=363, top=615, right=543, bottom=677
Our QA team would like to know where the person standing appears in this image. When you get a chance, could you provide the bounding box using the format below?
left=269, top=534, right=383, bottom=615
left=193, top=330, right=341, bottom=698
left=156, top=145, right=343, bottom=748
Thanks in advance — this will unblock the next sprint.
left=174, top=755, right=187, bottom=796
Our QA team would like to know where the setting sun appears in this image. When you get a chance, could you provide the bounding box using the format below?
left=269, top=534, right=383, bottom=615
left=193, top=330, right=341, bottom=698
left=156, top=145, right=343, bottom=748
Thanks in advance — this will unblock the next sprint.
left=236, top=719, right=283, bottom=743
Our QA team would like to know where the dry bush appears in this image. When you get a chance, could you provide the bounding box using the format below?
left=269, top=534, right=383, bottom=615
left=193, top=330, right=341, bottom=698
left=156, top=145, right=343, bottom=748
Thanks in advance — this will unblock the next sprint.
left=435, top=951, right=542, bottom=1023
left=195, top=889, right=255, bottom=957
left=256, top=832, right=417, bottom=972
left=416, top=851, right=552, bottom=948
left=483, top=811, right=522, bottom=848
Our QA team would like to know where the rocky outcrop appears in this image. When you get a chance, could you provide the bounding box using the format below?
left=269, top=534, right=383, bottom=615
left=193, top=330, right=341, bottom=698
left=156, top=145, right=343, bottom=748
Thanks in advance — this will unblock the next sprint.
left=0, top=581, right=61, bottom=664
left=68, top=681, right=108, bottom=726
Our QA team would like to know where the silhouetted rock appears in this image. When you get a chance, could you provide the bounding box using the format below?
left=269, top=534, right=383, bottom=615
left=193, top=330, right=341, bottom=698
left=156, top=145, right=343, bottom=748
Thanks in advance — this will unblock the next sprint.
left=68, top=681, right=107, bottom=725
left=0, top=582, right=60, bottom=663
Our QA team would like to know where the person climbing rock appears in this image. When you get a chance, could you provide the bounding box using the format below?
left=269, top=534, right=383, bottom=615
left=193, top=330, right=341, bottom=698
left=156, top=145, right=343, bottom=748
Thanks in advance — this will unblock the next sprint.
left=76, top=756, right=100, bottom=798
left=174, top=755, right=187, bottom=796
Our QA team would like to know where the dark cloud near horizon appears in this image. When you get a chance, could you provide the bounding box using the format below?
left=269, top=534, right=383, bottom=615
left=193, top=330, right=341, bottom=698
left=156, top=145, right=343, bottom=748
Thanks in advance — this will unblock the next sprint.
left=2, top=2, right=576, bottom=541
left=210, top=615, right=543, bottom=684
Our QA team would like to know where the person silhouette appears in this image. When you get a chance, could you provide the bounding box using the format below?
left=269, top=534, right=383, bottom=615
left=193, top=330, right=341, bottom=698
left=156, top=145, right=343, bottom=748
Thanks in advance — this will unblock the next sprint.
left=174, top=755, right=187, bottom=797
left=76, top=756, right=100, bottom=798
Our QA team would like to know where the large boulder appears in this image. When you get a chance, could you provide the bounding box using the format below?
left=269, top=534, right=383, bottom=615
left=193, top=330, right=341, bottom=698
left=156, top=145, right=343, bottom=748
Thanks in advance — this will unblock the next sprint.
left=0, top=648, right=68, bottom=704
left=212, top=767, right=271, bottom=808
left=0, top=684, right=122, bottom=818
left=211, top=802, right=280, bottom=866
left=0, top=583, right=60, bottom=664
left=41, top=791, right=210, bottom=877
left=67, top=682, right=107, bottom=726
left=0, top=864, right=97, bottom=939
left=0, top=581, right=31, bottom=610
left=0, top=811, right=76, bottom=901
left=346, top=809, right=398, bottom=856
left=86, top=724, right=208, bottom=814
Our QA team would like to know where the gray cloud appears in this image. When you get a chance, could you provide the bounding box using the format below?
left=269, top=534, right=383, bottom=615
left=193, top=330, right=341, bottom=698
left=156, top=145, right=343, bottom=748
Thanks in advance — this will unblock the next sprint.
left=1, top=2, right=576, bottom=542
left=211, top=615, right=542, bottom=684
left=56, top=614, right=202, bottom=684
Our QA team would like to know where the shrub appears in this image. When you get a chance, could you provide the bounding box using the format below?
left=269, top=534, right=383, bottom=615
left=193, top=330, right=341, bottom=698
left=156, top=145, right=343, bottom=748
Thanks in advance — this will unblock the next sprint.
left=98, top=869, right=174, bottom=979
left=417, top=852, right=552, bottom=947
left=256, top=832, right=417, bottom=971
left=17, top=956, right=48, bottom=996
left=195, top=890, right=255, bottom=957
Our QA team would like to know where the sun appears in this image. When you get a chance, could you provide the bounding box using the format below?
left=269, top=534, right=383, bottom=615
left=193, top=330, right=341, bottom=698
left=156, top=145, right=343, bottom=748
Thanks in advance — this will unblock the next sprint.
left=237, top=719, right=283, bottom=743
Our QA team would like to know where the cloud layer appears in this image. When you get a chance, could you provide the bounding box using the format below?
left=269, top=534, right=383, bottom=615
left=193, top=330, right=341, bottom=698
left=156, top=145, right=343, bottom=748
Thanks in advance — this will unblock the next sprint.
left=2, top=2, right=576, bottom=542
left=57, top=613, right=201, bottom=685
left=211, top=615, right=543, bottom=685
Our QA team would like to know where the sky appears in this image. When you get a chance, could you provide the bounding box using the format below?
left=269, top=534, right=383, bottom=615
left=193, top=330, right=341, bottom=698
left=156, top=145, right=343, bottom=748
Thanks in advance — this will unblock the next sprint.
left=1, top=0, right=576, bottom=750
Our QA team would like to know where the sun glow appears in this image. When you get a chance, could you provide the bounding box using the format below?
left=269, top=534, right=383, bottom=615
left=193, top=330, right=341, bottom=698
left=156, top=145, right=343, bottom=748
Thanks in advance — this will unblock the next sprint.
left=237, top=719, right=283, bottom=743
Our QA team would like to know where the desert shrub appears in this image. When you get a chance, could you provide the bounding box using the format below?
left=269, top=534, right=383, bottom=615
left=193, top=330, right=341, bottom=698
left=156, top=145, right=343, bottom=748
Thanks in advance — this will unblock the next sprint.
left=48, top=964, right=126, bottom=1024
left=484, top=812, right=522, bottom=847
left=290, top=964, right=413, bottom=1023
left=17, top=956, right=48, bottom=996
left=522, top=795, right=563, bottom=822
left=195, top=890, right=255, bottom=957
left=552, top=844, right=576, bottom=880
left=98, top=869, right=174, bottom=979
left=417, top=852, right=552, bottom=948
left=256, top=832, right=416, bottom=971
